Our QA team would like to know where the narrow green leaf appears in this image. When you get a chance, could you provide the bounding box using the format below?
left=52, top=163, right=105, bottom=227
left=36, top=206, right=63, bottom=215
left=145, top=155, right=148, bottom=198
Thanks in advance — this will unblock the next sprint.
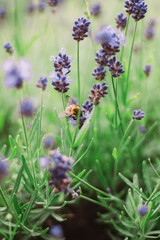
left=13, top=193, right=21, bottom=214
left=0, top=230, right=9, bottom=239
left=119, top=173, right=147, bottom=200
left=148, top=158, right=160, bottom=177
left=126, top=92, right=140, bottom=106
left=0, top=207, right=6, bottom=212
left=73, top=107, right=94, bottom=148
left=128, top=189, right=138, bottom=218
left=0, top=187, right=10, bottom=209
left=32, top=227, right=49, bottom=237
left=28, top=111, right=40, bottom=144
left=51, top=212, right=66, bottom=222
left=112, top=148, right=117, bottom=160
left=0, top=144, right=7, bottom=155
left=22, top=188, right=38, bottom=224
left=22, top=34, right=40, bottom=55
left=22, top=155, right=34, bottom=186
left=9, top=135, right=15, bottom=148
left=111, top=219, right=135, bottom=238
left=72, top=138, right=93, bottom=167
left=20, top=202, right=29, bottom=211
left=71, top=169, right=86, bottom=183
left=8, top=146, right=17, bottom=160
left=142, top=161, right=152, bottom=194
left=48, top=201, right=67, bottom=210
left=96, top=160, right=108, bottom=189
left=9, top=165, right=24, bottom=203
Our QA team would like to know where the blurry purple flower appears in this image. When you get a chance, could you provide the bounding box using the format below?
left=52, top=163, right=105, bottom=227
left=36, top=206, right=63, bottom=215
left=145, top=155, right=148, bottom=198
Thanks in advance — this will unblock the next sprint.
left=2, top=58, right=32, bottom=89
left=72, top=189, right=80, bottom=199
left=132, top=109, right=144, bottom=120
left=43, top=135, right=56, bottom=149
left=20, top=98, right=36, bottom=117
left=36, top=76, right=48, bottom=91
left=27, top=2, right=36, bottom=14
left=139, top=125, right=146, bottom=133
left=38, top=0, right=46, bottom=12
left=90, top=3, right=101, bottom=16
left=48, top=0, right=60, bottom=7
left=3, top=42, right=14, bottom=55
left=0, top=156, right=8, bottom=183
left=143, top=64, right=151, bottom=77
left=50, top=225, right=64, bottom=238
left=39, top=156, right=49, bottom=169
left=49, top=150, right=74, bottom=194
left=95, top=26, right=120, bottom=56
left=0, top=7, right=7, bottom=20
left=137, top=204, right=148, bottom=217
left=106, top=187, right=112, bottom=194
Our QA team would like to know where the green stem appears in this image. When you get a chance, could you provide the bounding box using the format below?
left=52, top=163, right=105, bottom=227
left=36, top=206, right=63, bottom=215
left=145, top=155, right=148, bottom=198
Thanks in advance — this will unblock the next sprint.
left=80, top=195, right=110, bottom=210
left=124, top=22, right=138, bottom=103
left=19, top=91, right=37, bottom=186
left=111, top=76, right=124, bottom=134
left=115, top=79, right=118, bottom=128
left=118, top=119, right=133, bottom=152
left=0, top=187, right=10, bottom=210
left=77, top=42, right=81, bottom=106
left=39, top=92, right=43, bottom=148
left=61, top=94, right=72, bottom=144
left=70, top=172, right=111, bottom=198
left=120, top=16, right=130, bottom=62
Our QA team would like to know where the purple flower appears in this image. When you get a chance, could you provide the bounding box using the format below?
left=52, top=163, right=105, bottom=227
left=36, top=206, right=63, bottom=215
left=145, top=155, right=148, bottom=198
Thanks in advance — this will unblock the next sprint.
left=115, top=13, right=127, bottom=30
left=43, top=135, right=56, bottom=149
left=38, top=0, right=46, bottom=12
left=49, top=71, right=72, bottom=93
left=50, top=48, right=72, bottom=75
left=108, top=56, right=125, bottom=78
left=132, top=109, right=144, bottom=120
left=143, top=64, right=151, bottom=77
left=36, top=76, right=48, bottom=91
left=20, top=98, right=36, bottom=117
left=0, top=7, right=7, bottom=20
left=89, top=81, right=109, bottom=105
left=90, top=3, right=101, bottom=17
left=2, top=58, right=32, bottom=89
left=0, top=156, right=8, bottom=183
left=92, top=65, right=107, bottom=81
left=48, top=0, right=60, bottom=7
left=72, top=17, right=91, bottom=42
left=137, top=204, right=148, bottom=217
left=27, top=2, right=36, bottom=14
left=49, top=150, right=74, bottom=194
left=95, top=26, right=120, bottom=56
left=50, top=225, right=64, bottom=238
left=3, top=42, right=14, bottom=55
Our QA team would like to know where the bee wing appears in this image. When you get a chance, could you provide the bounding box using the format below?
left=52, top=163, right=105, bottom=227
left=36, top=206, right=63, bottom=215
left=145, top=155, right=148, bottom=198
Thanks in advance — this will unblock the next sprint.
left=59, top=111, right=67, bottom=118
left=65, top=95, right=78, bottom=106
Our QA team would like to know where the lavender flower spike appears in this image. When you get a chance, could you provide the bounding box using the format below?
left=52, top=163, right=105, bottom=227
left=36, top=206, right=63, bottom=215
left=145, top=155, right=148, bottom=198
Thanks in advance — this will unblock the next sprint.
left=50, top=48, right=72, bottom=75
left=132, top=109, right=144, bottom=120
left=2, top=58, right=32, bottom=89
left=49, top=70, right=72, bottom=93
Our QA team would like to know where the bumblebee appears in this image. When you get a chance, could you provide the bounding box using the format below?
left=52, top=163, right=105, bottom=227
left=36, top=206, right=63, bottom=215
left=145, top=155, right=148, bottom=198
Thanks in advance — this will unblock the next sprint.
left=59, top=96, right=80, bottom=119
